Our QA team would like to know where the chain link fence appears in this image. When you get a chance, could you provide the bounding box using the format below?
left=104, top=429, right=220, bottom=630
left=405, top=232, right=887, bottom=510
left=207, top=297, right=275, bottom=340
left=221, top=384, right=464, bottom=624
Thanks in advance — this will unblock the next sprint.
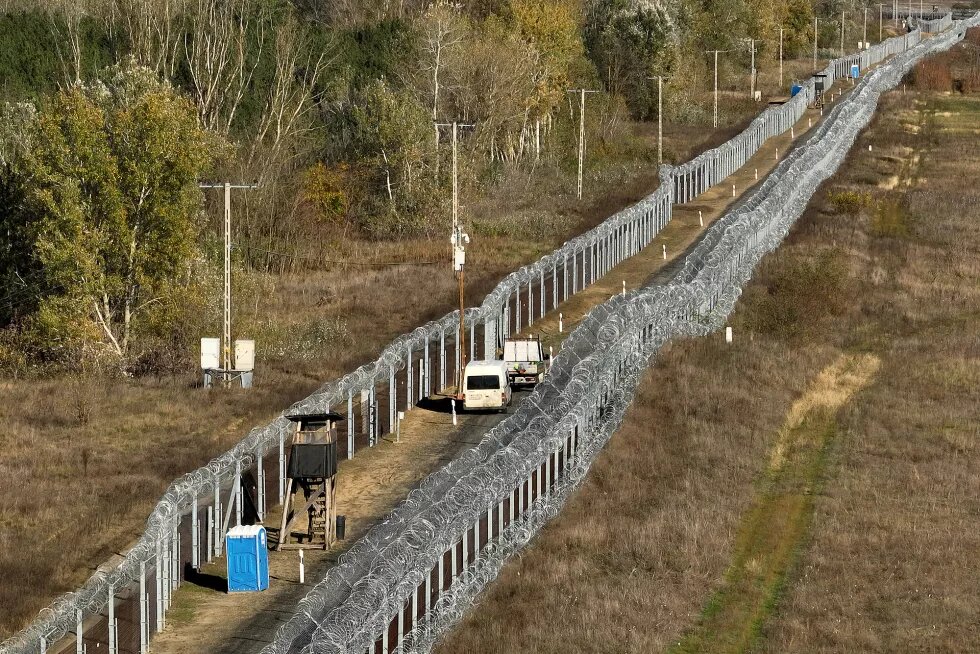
left=0, top=13, right=969, bottom=654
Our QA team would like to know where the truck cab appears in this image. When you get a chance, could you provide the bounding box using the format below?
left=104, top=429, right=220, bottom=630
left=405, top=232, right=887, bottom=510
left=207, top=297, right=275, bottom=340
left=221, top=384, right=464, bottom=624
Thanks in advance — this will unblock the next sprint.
left=462, top=360, right=512, bottom=412
left=503, top=337, right=548, bottom=387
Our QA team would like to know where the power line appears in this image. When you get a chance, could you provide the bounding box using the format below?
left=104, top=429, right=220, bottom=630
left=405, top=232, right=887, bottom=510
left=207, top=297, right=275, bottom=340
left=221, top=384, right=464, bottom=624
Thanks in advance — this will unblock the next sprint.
left=237, top=242, right=442, bottom=267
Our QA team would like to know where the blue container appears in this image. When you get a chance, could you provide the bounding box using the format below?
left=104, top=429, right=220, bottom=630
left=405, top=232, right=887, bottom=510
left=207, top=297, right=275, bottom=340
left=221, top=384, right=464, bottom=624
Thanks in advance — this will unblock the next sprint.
left=851, top=64, right=860, bottom=79
left=790, top=84, right=803, bottom=97
left=226, top=525, right=269, bottom=592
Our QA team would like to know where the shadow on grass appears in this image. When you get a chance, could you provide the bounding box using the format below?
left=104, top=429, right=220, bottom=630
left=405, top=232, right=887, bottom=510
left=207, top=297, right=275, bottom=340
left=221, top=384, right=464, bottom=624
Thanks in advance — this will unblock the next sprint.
left=184, top=563, right=227, bottom=593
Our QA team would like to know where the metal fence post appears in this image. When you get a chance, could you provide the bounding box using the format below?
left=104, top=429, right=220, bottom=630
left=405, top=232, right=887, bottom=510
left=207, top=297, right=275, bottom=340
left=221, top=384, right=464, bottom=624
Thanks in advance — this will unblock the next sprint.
left=235, top=459, right=242, bottom=527
left=406, top=348, right=413, bottom=411
left=139, top=559, right=147, bottom=653
left=278, top=430, right=286, bottom=502
left=155, top=539, right=163, bottom=632
left=439, top=329, right=446, bottom=390
left=108, top=583, right=116, bottom=654
left=257, top=451, right=264, bottom=519
left=76, top=608, right=83, bottom=654
left=213, top=474, right=221, bottom=558
left=389, top=368, right=396, bottom=433
left=191, top=496, right=199, bottom=569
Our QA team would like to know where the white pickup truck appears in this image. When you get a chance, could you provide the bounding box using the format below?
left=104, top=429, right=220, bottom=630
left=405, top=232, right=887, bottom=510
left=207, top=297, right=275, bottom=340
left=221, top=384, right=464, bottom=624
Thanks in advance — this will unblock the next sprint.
left=503, top=337, right=548, bottom=387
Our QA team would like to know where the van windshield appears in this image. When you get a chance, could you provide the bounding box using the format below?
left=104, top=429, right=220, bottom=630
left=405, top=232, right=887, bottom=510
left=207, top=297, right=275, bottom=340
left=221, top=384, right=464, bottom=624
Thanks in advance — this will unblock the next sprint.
left=466, top=375, right=500, bottom=390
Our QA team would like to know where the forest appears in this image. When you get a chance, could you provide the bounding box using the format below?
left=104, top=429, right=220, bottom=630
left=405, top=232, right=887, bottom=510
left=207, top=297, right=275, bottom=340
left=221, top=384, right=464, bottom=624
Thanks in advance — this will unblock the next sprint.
left=0, top=0, right=839, bottom=371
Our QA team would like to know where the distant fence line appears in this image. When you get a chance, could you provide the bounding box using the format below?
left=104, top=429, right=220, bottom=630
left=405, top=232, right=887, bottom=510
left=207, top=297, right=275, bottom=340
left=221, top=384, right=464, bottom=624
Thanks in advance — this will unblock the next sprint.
left=0, top=13, right=963, bottom=654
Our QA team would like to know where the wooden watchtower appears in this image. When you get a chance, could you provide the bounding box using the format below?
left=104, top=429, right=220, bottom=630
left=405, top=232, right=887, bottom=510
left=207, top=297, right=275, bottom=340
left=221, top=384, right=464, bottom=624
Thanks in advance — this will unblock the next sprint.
left=277, top=411, right=342, bottom=550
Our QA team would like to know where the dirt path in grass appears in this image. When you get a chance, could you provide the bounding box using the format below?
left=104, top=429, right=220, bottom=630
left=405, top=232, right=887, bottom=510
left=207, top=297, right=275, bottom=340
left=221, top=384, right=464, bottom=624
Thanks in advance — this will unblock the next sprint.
left=667, top=354, right=880, bottom=654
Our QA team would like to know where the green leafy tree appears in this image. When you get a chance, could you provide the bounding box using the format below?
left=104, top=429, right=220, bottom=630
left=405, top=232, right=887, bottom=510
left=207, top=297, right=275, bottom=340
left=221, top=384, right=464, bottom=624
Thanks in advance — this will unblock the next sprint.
left=4, top=59, right=222, bottom=364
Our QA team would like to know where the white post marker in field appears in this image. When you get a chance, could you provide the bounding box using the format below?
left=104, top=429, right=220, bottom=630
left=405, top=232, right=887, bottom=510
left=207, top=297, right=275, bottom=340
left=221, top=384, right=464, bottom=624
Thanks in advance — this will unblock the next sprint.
left=726, top=326, right=733, bottom=343
left=451, top=399, right=457, bottom=426
left=699, top=210, right=704, bottom=227
left=559, top=313, right=563, bottom=333
left=397, top=411, right=405, bottom=442
left=299, top=549, right=305, bottom=584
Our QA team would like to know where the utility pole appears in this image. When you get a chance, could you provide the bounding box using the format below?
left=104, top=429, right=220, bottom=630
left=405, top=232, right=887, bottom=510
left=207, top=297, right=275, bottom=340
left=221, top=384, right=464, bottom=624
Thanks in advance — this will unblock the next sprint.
left=647, top=76, right=670, bottom=163
left=864, top=7, right=869, bottom=47
left=841, top=11, right=846, bottom=57
left=435, top=121, right=475, bottom=391
left=658, top=75, right=664, bottom=163
left=199, top=182, right=258, bottom=378
left=705, top=50, right=725, bottom=128
left=567, top=89, right=598, bottom=200
left=814, top=17, right=822, bottom=70
left=779, top=28, right=784, bottom=88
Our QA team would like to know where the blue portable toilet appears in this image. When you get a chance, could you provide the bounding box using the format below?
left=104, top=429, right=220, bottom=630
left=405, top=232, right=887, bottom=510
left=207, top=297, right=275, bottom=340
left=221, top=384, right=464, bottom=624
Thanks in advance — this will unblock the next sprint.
left=851, top=64, right=860, bottom=79
left=226, top=525, right=269, bottom=592
left=791, top=84, right=804, bottom=97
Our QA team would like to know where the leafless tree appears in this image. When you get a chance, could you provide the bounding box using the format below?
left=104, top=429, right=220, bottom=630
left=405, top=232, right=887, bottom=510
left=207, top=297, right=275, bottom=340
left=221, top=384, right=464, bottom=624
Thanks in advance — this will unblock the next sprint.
left=248, top=15, right=332, bottom=180
left=114, top=0, right=188, bottom=79
left=184, top=0, right=268, bottom=134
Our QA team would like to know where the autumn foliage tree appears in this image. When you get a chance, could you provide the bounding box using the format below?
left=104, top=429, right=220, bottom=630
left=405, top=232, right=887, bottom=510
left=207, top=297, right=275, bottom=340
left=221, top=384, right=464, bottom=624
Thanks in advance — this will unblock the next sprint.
left=0, top=59, right=222, bottom=365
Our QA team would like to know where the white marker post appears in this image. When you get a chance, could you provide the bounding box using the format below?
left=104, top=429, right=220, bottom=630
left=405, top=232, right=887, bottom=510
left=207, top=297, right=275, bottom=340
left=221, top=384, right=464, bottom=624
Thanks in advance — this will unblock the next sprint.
left=662, top=244, right=667, bottom=260
left=726, top=326, right=733, bottom=344
left=396, top=411, right=405, bottom=443
left=699, top=210, right=704, bottom=227
left=809, top=118, right=812, bottom=128
left=622, top=281, right=626, bottom=296
left=559, top=313, right=563, bottom=333
left=299, top=549, right=305, bottom=584
left=451, top=399, right=457, bottom=427
left=732, top=184, right=736, bottom=197
left=754, top=168, right=758, bottom=180
left=791, top=127, right=795, bottom=138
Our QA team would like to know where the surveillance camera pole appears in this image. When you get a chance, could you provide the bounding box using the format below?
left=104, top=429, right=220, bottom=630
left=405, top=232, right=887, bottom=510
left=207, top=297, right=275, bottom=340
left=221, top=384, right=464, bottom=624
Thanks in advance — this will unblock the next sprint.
left=199, top=181, right=258, bottom=381
left=435, top=121, right=475, bottom=393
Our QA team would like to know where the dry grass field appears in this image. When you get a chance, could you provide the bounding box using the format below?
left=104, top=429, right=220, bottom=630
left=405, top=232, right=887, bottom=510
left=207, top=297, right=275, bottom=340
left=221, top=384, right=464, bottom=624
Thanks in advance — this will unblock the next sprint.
left=0, top=85, right=786, bottom=637
left=435, top=40, right=980, bottom=654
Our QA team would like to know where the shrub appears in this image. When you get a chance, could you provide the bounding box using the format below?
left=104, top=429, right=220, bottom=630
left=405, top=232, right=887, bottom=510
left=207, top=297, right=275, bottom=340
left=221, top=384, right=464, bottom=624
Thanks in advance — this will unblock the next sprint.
left=913, top=57, right=953, bottom=91
left=827, top=190, right=872, bottom=215
left=870, top=199, right=910, bottom=238
left=743, top=248, right=850, bottom=340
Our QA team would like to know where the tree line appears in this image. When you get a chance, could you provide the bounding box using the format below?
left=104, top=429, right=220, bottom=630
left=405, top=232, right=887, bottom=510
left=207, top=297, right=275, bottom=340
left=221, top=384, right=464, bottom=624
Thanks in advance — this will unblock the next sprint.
left=0, top=0, right=857, bottom=370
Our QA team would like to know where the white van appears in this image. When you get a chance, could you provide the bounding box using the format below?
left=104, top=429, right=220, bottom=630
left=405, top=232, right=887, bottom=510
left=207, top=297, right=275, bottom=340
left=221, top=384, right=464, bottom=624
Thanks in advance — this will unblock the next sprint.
left=462, top=360, right=512, bottom=412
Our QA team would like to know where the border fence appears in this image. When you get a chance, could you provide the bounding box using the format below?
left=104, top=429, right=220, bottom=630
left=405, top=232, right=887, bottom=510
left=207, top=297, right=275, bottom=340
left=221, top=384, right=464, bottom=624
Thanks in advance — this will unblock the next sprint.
left=258, top=15, right=977, bottom=654
left=0, top=13, right=970, bottom=654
